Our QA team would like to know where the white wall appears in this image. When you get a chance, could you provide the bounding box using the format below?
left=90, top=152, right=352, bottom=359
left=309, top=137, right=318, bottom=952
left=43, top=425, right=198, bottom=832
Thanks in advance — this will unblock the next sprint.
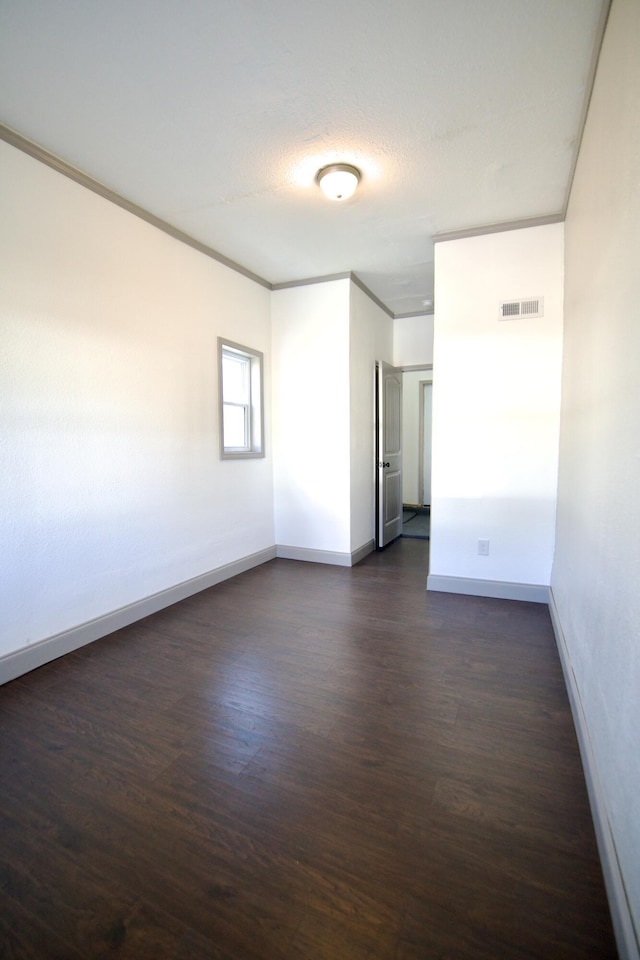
left=349, top=283, right=393, bottom=551
left=393, top=313, right=434, bottom=368
left=271, top=279, right=391, bottom=560
left=429, top=223, right=564, bottom=589
left=271, top=280, right=352, bottom=555
left=552, top=0, right=640, bottom=945
left=0, top=140, right=274, bottom=661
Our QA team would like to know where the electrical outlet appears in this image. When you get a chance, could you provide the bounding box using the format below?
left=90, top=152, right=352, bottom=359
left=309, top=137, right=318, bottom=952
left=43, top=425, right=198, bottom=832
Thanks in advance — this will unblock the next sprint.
left=478, top=539, right=490, bottom=556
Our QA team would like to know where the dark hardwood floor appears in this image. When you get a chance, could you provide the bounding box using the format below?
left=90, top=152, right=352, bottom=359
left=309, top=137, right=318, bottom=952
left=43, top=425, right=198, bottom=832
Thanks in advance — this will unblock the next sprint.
left=0, top=539, right=616, bottom=959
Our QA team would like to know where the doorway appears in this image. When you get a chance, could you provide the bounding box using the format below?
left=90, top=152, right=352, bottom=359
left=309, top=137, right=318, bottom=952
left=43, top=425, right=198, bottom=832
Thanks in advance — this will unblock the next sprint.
left=375, top=361, right=403, bottom=548
left=401, top=367, right=432, bottom=540
left=419, top=380, right=433, bottom=508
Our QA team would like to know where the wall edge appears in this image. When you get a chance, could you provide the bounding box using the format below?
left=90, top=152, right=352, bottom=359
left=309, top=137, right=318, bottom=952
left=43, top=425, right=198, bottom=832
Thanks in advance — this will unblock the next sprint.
left=549, top=588, right=639, bottom=960
left=351, top=540, right=376, bottom=565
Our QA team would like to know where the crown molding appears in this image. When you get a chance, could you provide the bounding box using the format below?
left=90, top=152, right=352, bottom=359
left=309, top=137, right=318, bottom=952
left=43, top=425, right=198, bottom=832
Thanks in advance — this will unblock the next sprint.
left=433, top=213, right=564, bottom=245
left=0, top=122, right=271, bottom=289
left=273, top=271, right=395, bottom=319
left=12, top=123, right=587, bottom=316
left=1, top=125, right=399, bottom=317
left=563, top=0, right=613, bottom=219
left=394, top=310, right=433, bottom=320
left=350, top=273, right=395, bottom=319
left=432, top=3, right=612, bottom=250
left=271, top=272, right=351, bottom=290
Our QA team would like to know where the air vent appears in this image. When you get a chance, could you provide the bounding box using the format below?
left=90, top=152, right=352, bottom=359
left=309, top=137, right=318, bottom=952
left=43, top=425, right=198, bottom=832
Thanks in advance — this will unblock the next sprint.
left=499, top=297, right=544, bottom=320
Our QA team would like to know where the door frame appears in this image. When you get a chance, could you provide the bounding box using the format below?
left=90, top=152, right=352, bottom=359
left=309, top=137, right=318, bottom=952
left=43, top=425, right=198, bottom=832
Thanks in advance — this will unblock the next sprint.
left=418, top=374, right=433, bottom=508
left=375, top=361, right=403, bottom=549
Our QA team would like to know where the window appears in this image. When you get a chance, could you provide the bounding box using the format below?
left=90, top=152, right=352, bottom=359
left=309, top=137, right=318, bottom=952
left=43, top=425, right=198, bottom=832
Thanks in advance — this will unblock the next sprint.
left=218, top=338, right=264, bottom=458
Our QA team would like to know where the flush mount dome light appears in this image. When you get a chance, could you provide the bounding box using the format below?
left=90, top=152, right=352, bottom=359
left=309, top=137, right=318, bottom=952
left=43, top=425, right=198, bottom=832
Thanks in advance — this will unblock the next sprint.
left=316, top=163, right=361, bottom=201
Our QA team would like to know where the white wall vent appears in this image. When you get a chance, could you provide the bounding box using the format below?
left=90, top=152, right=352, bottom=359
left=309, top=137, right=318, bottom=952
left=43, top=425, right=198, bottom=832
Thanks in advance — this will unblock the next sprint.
left=499, top=297, right=544, bottom=320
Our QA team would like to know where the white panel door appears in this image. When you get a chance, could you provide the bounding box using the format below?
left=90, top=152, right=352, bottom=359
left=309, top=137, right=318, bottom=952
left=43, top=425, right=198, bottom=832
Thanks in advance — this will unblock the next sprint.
left=376, top=361, right=403, bottom=548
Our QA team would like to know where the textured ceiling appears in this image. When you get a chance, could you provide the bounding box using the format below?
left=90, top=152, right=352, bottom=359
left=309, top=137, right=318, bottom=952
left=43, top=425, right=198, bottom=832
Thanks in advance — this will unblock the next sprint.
left=0, top=0, right=607, bottom=315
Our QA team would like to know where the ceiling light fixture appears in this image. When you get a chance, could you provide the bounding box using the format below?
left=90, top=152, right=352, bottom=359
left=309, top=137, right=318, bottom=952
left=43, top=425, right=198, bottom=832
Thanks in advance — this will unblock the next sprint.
left=316, top=163, right=361, bottom=201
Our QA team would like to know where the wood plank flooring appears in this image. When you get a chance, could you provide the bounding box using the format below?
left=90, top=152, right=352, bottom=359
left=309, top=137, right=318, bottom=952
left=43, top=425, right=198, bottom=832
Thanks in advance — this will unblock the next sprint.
left=0, top=539, right=617, bottom=958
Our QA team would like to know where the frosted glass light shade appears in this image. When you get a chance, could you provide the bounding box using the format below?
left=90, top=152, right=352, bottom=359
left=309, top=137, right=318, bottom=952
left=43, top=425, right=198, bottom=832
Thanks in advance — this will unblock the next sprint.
left=316, top=163, right=360, bottom=201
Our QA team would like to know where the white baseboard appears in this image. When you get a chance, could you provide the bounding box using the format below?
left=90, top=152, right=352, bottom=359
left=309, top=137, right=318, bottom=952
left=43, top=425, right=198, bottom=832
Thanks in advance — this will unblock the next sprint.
left=276, top=541, right=374, bottom=567
left=549, top=589, right=639, bottom=960
left=426, top=574, right=549, bottom=604
left=0, top=546, right=276, bottom=686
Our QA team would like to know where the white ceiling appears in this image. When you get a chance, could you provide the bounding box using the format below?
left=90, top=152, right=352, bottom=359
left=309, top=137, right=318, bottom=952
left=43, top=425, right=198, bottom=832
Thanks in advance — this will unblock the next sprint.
left=0, top=0, right=607, bottom=316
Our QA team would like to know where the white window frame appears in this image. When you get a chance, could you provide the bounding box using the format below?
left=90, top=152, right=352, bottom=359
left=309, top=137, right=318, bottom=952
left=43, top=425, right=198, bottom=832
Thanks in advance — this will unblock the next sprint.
left=218, top=338, right=264, bottom=459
